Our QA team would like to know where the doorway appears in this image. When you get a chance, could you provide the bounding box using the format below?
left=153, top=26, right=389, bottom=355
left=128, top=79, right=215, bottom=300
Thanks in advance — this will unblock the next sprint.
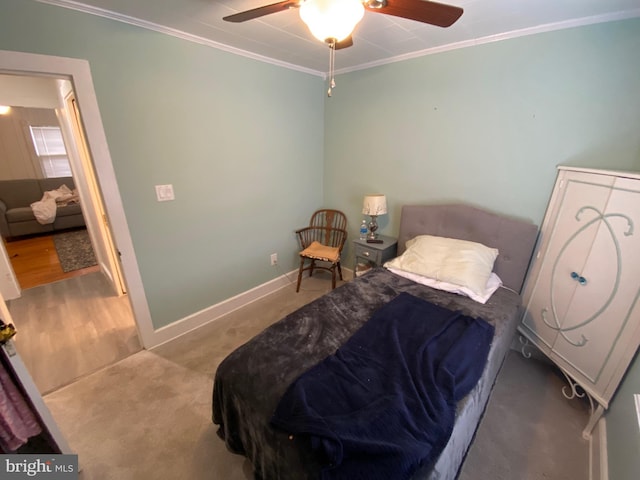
left=0, top=78, right=140, bottom=393
left=0, top=50, right=154, bottom=395
left=0, top=103, right=102, bottom=291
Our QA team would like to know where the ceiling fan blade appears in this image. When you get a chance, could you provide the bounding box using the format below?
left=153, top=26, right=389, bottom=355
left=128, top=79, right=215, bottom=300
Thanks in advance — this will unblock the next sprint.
left=366, top=0, right=463, bottom=28
left=335, top=36, right=354, bottom=50
left=223, top=1, right=301, bottom=23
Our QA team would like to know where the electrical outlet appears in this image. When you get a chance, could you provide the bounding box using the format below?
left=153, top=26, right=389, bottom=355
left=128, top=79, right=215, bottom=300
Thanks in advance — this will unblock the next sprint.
left=270, top=253, right=278, bottom=266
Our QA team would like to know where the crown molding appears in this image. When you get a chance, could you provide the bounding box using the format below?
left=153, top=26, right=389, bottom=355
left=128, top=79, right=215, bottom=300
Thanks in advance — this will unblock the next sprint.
left=336, top=8, right=640, bottom=75
left=35, top=0, right=325, bottom=77
left=36, top=1, right=640, bottom=77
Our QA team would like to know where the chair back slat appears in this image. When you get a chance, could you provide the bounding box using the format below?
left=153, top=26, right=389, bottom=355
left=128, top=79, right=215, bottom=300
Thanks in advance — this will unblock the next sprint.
left=298, top=226, right=347, bottom=249
left=308, top=209, right=347, bottom=246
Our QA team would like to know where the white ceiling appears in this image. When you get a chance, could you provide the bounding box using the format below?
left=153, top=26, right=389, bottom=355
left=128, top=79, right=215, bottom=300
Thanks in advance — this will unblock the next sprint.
left=39, top=0, right=640, bottom=76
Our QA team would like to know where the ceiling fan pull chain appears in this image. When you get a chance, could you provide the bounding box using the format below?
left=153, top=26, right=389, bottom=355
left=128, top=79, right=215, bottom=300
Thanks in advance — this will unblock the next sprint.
left=328, top=39, right=336, bottom=97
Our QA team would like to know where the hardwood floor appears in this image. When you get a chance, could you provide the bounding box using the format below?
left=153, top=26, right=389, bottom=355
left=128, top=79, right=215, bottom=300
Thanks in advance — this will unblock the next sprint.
left=4, top=233, right=100, bottom=289
left=4, top=233, right=141, bottom=394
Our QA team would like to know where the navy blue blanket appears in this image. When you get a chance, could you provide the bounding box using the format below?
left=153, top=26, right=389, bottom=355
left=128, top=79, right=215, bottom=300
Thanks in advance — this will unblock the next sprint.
left=270, top=292, right=495, bottom=480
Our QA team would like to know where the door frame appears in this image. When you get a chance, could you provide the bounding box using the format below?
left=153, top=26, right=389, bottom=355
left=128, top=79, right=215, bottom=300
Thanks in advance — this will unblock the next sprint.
left=0, top=49, right=155, bottom=348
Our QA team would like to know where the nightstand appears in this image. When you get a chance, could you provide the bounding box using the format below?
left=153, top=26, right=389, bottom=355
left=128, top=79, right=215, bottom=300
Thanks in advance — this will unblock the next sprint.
left=353, top=235, right=398, bottom=277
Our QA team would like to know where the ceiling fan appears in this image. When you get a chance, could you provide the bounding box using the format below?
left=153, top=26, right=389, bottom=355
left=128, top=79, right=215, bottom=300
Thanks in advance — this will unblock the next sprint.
left=224, top=0, right=463, bottom=95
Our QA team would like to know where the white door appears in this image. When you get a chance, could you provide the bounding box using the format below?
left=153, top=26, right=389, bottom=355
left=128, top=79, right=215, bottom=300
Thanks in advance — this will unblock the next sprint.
left=58, top=91, right=125, bottom=295
left=0, top=239, right=20, bottom=300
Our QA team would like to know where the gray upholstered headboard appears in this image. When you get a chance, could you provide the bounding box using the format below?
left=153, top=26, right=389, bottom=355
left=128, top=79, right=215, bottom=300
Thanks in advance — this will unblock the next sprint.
left=397, top=204, right=539, bottom=293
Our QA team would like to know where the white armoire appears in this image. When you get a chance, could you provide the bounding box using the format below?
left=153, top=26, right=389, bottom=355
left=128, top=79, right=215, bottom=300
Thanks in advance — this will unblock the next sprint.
left=519, top=166, right=640, bottom=438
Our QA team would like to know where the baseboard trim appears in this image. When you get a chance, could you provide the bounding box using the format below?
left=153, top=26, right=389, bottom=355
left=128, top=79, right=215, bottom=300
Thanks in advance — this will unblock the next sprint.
left=589, top=416, right=609, bottom=480
left=147, top=270, right=297, bottom=349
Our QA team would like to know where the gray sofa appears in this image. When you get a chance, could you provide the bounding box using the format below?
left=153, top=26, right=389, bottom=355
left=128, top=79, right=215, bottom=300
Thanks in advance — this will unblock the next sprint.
left=0, top=176, right=85, bottom=239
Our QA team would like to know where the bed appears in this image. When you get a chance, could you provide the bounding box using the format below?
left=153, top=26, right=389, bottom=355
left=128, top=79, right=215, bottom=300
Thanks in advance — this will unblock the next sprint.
left=212, top=204, right=538, bottom=480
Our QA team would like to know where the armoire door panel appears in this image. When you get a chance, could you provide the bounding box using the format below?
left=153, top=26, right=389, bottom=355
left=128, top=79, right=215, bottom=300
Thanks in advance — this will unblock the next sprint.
left=553, top=182, right=640, bottom=384
left=520, top=173, right=613, bottom=349
left=551, top=293, right=640, bottom=408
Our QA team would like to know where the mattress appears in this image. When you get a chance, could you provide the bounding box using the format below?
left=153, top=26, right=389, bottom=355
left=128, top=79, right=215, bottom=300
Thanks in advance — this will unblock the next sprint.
left=212, top=266, right=523, bottom=480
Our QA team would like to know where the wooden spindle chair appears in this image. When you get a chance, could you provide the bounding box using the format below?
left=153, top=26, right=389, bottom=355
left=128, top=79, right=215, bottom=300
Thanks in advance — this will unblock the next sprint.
left=295, top=209, right=347, bottom=292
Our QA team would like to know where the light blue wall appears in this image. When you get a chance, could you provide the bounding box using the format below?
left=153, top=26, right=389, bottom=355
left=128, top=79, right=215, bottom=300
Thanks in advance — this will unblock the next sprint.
left=0, top=0, right=325, bottom=328
left=2, top=2, right=640, bottom=475
left=325, top=18, right=640, bottom=252
left=324, top=18, right=640, bottom=480
left=607, top=352, right=640, bottom=480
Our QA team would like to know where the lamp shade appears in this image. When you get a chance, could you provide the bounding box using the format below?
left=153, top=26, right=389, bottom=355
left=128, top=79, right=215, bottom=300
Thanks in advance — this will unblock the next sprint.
left=0, top=106, right=10, bottom=115
left=362, top=194, right=387, bottom=216
left=299, top=0, right=364, bottom=43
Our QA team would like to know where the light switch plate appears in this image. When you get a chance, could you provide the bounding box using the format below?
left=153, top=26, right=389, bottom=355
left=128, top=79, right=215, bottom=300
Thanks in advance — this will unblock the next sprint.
left=155, top=184, right=175, bottom=202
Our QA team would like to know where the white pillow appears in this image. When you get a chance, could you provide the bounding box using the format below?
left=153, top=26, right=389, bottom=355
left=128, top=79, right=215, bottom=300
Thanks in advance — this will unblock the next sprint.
left=384, top=235, right=499, bottom=297
left=386, top=266, right=502, bottom=304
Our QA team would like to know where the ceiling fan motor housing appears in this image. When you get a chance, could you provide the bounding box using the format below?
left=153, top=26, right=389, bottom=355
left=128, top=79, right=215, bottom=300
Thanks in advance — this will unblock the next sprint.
left=365, top=0, right=388, bottom=9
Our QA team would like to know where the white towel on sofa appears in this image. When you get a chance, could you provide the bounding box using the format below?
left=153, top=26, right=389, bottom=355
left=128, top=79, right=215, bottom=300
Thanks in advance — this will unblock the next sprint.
left=30, top=184, right=75, bottom=225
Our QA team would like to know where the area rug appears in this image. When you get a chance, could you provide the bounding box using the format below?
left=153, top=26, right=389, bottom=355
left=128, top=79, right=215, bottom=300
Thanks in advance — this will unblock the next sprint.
left=53, top=229, right=97, bottom=272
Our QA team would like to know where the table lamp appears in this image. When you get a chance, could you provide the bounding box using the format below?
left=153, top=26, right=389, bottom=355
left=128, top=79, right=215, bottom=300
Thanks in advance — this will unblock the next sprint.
left=362, top=194, right=387, bottom=240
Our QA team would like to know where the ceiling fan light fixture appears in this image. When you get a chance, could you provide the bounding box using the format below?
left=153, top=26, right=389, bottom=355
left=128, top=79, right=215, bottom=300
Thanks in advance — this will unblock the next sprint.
left=299, top=0, right=365, bottom=43
left=365, top=0, right=386, bottom=9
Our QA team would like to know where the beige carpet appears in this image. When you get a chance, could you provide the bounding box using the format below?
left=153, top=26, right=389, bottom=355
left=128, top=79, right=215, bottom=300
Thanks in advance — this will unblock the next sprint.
left=43, top=272, right=589, bottom=479
left=9, top=271, right=139, bottom=394
left=459, top=351, right=590, bottom=480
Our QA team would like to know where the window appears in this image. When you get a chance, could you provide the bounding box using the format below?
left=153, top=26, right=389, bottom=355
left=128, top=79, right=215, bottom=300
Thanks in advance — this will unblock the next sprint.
left=29, top=126, right=72, bottom=178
